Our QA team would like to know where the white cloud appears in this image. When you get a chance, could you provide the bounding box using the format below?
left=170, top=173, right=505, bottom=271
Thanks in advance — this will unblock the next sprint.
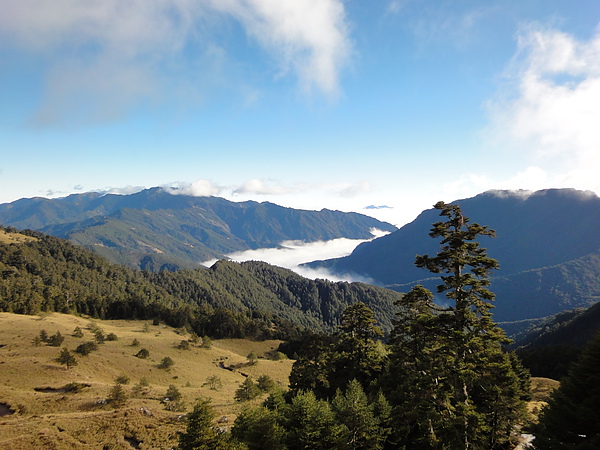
left=233, top=179, right=295, bottom=196
left=104, top=185, right=147, bottom=196
left=208, top=0, right=350, bottom=97
left=230, top=179, right=371, bottom=198
left=201, top=233, right=385, bottom=283
left=487, top=23, right=600, bottom=194
left=0, top=0, right=351, bottom=125
left=166, top=180, right=224, bottom=197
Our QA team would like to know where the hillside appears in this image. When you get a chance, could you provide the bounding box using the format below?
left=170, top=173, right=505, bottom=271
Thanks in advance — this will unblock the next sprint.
left=0, top=312, right=293, bottom=449
left=0, top=188, right=396, bottom=270
left=0, top=227, right=402, bottom=336
left=308, top=189, right=600, bottom=323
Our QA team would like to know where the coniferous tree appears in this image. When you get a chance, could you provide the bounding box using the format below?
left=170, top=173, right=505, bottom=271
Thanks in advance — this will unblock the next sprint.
left=386, top=201, right=529, bottom=449
left=289, top=302, right=385, bottom=399
left=109, top=382, right=128, bottom=407
left=178, top=398, right=234, bottom=450
left=332, top=379, right=388, bottom=450
left=232, top=405, right=285, bottom=450
left=56, top=347, right=77, bottom=369
left=532, top=332, right=600, bottom=449
left=330, top=302, right=386, bottom=395
left=282, top=390, right=346, bottom=450
left=234, top=377, right=261, bottom=402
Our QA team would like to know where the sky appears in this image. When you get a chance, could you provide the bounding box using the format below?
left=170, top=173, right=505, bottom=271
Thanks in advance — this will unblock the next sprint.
left=2, top=0, right=600, bottom=228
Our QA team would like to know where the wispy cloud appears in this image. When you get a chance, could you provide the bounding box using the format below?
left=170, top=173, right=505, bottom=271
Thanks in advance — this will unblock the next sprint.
left=0, top=0, right=351, bottom=126
left=232, top=179, right=371, bottom=198
left=207, top=0, right=350, bottom=97
left=232, top=179, right=295, bottom=196
left=487, top=23, right=600, bottom=193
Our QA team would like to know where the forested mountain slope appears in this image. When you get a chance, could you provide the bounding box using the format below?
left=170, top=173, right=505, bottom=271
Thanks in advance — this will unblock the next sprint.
left=0, top=188, right=395, bottom=270
left=0, top=227, right=401, bottom=336
left=308, top=189, right=600, bottom=322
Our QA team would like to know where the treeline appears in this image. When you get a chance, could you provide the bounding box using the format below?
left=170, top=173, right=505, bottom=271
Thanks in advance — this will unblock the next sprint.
left=0, top=226, right=401, bottom=339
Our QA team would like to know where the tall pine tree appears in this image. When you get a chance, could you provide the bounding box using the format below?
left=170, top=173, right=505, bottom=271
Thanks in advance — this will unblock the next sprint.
left=386, top=201, right=529, bottom=449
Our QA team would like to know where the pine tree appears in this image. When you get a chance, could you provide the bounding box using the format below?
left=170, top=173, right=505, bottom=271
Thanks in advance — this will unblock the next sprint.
left=386, top=201, right=529, bottom=449
left=178, top=398, right=234, bottom=450
left=232, top=405, right=285, bottom=450
left=532, top=332, right=600, bottom=449
left=282, top=390, right=346, bottom=450
left=234, top=377, right=261, bottom=402
left=331, top=302, right=386, bottom=395
left=109, top=382, right=128, bottom=407
left=56, top=347, right=77, bottom=369
left=332, top=379, right=387, bottom=449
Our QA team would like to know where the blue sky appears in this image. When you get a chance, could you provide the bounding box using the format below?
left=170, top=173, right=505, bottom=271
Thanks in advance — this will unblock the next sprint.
left=2, top=0, right=600, bottom=227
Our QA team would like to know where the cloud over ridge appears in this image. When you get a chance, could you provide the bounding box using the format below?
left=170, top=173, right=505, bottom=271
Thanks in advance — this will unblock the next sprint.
left=487, top=22, right=600, bottom=193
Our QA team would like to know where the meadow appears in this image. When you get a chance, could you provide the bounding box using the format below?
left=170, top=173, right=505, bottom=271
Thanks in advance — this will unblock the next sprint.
left=0, top=312, right=293, bottom=449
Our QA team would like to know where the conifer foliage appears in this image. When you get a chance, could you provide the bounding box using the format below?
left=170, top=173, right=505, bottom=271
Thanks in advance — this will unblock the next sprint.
left=532, top=332, right=600, bottom=449
left=385, top=201, right=529, bottom=449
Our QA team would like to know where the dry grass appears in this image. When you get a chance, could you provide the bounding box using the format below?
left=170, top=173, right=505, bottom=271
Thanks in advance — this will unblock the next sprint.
left=0, top=230, right=37, bottom=244
left=0, top=312, right=294, bottom=449
left=527, top=377, right=560, bottom=422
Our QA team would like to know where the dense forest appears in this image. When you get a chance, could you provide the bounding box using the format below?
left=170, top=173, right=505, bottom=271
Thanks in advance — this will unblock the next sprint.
left=0, top=226, right=401, bottom=339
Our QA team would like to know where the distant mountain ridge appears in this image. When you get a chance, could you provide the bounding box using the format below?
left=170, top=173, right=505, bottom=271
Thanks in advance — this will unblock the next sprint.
left=0, top=188, right=396, bottom=270
left=307, top=188, right=600, bottom=323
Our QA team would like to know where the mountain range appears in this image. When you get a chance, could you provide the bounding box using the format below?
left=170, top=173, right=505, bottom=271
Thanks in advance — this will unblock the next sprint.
left=0, top=188, right=396, bottom=271
left=308, top=188, right=600, bottom=324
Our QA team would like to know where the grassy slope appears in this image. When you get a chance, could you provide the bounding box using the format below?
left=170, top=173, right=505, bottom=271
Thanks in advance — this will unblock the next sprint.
left=0, top=312, right=293, bottom=449
left=0, top=230, right=37, bottom=245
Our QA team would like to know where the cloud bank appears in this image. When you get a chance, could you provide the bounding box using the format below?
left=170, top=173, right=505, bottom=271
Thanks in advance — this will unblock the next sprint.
left=0, top=0, right=351, bottom=125
left=487, top=23, right=600, bottom=193
left=201, top=234, right=384, bottom=283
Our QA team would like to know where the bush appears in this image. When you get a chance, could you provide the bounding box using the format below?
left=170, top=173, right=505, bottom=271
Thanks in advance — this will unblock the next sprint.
left=115, top=374, right=130, bottom=385
left=202, top=375, right=223, bottom=391
left=159, top=356, right=175, bottom=370
left=106, top=332, right=118, bottom=341
left=75, top=341, right=98, bottom=356
left=72, top=327, right=84, bottom=338
left=200, top=336, right=212, bottom=349
left=177, top=340, right=191, bottom=350
left=246, top=352, right=258, bottom=365
left=47, top=331, right=65, bottom=347
left=94, top=329, right=105, bottom=344
left=135, top=348, right=150, bottom=359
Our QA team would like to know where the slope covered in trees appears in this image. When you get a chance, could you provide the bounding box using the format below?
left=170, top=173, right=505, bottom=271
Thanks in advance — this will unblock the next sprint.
left=183, top=202, right=531, bottom=450
left=0, top=187, right=396, bottom=270
left=0, top=227, right=401, bottom=337
left=308, top=189, right=600, bottom=323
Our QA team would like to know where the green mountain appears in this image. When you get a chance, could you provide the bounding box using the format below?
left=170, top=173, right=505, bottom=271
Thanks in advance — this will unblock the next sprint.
left=308, top=189, right=600, bottom=323
left=0, top=227, right=401, bottom=336
left=511, top=302, right=600, bottom=379
left=0, top=188, right=396, bottom=270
